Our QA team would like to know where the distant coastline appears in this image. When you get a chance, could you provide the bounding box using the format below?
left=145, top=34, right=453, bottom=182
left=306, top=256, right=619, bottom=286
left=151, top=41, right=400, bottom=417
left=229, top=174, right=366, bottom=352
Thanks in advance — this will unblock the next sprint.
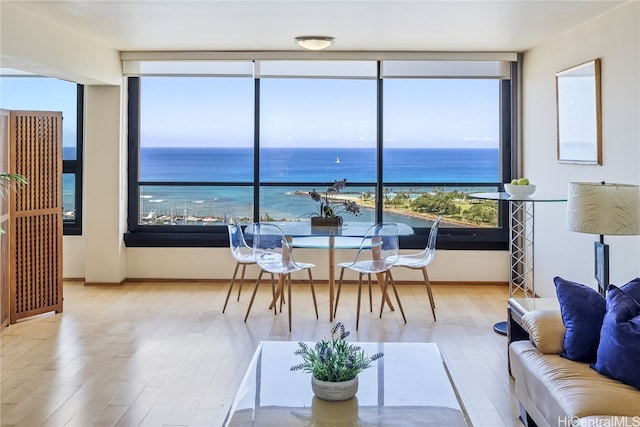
left=286, top=190, right=486, bottom=228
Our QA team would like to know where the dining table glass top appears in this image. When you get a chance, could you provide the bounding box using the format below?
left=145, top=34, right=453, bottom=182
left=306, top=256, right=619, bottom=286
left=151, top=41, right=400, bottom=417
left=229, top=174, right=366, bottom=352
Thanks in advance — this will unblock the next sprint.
left=267, top=221, right=415, bottom=236
left=265, top=221, right=414, bottom=249
left=470, top=192, right=567, bottom=202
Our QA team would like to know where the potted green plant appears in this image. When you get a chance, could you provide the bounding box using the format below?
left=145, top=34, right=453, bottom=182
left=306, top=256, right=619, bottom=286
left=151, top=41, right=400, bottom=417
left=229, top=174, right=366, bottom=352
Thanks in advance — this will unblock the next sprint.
left=0, top=173, right=27, bottom=234
left=290, top=322, right=383, bottom=401
left=309, top=178, right=361, bottom=227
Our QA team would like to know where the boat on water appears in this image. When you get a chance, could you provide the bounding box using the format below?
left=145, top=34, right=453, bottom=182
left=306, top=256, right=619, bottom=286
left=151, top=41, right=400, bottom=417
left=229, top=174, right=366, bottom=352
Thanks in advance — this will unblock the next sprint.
left=335, top=157, right=341, bottom=164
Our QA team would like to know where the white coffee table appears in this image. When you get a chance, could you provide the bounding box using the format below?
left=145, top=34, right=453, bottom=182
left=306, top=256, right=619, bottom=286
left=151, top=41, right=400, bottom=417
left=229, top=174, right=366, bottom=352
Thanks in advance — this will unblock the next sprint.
left=223, top=341, right=472, bottom=426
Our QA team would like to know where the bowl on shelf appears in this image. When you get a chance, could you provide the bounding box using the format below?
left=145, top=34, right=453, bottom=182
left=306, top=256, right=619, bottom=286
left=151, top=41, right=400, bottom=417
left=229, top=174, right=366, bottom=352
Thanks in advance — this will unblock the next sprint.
left=504, top=183, right=536, bottom=198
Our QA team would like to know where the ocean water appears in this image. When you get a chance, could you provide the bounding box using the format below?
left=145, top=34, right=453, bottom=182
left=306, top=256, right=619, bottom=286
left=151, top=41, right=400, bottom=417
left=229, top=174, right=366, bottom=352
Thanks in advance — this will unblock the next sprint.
left=64, top=147, right=500, bottom=226
left=138, top=147, right=499, bottom=183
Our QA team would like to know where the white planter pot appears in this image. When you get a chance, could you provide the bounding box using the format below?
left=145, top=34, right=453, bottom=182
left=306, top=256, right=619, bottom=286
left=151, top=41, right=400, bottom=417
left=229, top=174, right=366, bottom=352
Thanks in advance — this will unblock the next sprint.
left=311, top=376, right=358, bottom=401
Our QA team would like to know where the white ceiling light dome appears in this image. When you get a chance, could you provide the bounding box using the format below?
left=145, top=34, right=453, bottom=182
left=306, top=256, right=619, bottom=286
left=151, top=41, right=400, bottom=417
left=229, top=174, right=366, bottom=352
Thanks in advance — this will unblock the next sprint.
left=294, top=36, right=335, bottom=50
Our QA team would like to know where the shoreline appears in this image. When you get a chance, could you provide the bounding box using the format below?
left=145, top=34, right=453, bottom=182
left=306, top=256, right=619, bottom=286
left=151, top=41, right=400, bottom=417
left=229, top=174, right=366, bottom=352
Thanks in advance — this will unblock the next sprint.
left=288, top=190, right=488, bottom=228
left=139, top=191, right=492, bottom=227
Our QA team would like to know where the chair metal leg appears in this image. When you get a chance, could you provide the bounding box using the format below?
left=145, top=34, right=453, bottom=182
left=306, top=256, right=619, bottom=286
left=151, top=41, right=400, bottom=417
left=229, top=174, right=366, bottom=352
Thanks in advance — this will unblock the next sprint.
left=379, top=271, right=390, bottom=319
left=380, top=271, right=406, bottom=324
left=270, top=273, right=277, bottom=315
left=356, top=273, right=364, bottom=331
left=333, top=268, right=346, bottom=319
left=308, top=269, right=319, bottom=319
left=236, top=263, right=248, bottom=301
left=422, top=267, right=437, bottom=321
left=244, top=270, right=264, bottom=322
left=287, top=274, right=293, bottom=332
left=269, top=273, right=286, bottom=311
left=278, top=274, right=285, bottom=313
left=388, top=271, right=407, bottom=324
left=223, top=262, right=241, bottom=313
left=367, top=273, right=373, bottom=312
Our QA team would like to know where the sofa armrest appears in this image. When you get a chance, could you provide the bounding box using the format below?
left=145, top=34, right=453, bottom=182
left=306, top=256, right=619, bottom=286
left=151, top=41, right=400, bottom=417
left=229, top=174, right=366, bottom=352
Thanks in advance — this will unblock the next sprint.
left=521, top=310, right=565, bottom=354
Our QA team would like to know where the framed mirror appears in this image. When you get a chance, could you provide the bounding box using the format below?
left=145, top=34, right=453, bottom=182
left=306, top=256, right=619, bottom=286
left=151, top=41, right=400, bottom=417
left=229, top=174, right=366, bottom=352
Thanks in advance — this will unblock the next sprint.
left=556, top=59, right=602, bottom=165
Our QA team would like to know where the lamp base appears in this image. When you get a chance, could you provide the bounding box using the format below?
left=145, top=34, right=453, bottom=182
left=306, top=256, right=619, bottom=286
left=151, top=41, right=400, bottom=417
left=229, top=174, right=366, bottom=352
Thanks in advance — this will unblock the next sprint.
left=594, top=240, right=609, bottom=297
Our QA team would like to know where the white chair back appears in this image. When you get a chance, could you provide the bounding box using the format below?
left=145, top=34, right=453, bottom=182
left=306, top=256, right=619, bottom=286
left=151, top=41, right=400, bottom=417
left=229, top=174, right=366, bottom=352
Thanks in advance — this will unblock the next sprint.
left=423, top=216, right=442, bottom=265
left=246, top=222, right=296, bottom=272
left=349, top=223, right=399, bottom=272
left=226, top=214, right=254, bottom=263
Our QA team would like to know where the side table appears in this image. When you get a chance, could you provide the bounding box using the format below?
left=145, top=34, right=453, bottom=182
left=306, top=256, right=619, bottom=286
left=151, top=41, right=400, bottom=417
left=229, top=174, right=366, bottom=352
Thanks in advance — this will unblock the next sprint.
left=470, top=192, right=566, bottom=335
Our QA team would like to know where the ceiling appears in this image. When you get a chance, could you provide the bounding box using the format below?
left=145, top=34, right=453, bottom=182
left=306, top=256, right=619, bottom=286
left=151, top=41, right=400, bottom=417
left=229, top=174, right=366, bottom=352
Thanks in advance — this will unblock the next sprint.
left=5, top=0, right=628, bottom=53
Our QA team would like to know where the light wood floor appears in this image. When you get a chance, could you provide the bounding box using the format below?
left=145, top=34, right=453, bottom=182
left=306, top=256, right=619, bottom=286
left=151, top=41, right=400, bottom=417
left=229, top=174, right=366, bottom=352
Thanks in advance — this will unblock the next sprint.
left=1, top=280, right=522, bottom=427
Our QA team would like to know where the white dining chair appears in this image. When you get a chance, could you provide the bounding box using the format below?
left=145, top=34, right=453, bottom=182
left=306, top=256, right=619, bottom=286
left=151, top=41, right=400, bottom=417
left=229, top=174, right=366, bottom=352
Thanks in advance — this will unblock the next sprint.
left=388, top=216, right=441, bottom=321
left=244, top=222, right=318, bottom=331
left=333, top=223, right=403, bottom=330
left=222, top=214, right=261, bottom=313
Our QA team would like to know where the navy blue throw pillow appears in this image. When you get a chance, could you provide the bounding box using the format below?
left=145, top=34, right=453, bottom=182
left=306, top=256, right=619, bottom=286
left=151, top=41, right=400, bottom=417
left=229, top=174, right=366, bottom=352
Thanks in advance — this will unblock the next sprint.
left=554, top=277, right=606, bottom=363
left=620, top=277, right=640, bottom=301
left=592, top=285, right=640, bottom=390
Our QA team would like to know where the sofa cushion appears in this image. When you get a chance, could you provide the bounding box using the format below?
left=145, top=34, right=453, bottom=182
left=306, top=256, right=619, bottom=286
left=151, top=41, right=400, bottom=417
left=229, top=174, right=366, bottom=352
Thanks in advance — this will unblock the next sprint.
left=510, top=340, right=640, bottom=422
left=554, top=277, right=606, bottom=363
left=592, top=285, right=640, bottom=390
left=521, top=310, right=565, bottom=354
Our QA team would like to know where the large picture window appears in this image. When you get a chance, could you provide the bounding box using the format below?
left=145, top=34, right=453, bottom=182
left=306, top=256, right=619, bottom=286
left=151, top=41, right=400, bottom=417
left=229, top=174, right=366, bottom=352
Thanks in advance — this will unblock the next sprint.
left=259, top=77, right=377, bottom=223
left=382, top=78, right=502, bottom=230
left=136, top=76, right=255, bottom=225
left=0, top=76, right=84, bottom=235
left=126, top=59, right=513, bottom=249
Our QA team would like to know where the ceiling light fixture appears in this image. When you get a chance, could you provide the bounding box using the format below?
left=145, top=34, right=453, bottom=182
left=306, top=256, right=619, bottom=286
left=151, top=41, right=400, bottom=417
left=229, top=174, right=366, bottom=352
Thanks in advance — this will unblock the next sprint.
left=295, top=36, right=335, bottom=51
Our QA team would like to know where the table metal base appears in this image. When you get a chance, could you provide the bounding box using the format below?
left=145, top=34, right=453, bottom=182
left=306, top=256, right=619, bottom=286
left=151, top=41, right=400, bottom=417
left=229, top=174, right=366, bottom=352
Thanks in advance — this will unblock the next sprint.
left=493, top=321, right=508, bottom=336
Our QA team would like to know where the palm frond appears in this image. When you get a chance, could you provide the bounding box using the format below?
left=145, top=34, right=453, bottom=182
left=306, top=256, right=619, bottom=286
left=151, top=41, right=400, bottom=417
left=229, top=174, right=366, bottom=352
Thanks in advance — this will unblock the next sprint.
left=0, top=173, right=28, bottom=197
left=0, top=173, right=28, bottom=234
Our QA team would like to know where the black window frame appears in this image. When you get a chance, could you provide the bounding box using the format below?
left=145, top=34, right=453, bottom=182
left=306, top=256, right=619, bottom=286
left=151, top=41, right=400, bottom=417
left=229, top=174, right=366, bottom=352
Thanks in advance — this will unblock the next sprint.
left=125, top=64, right=515, bottom=250
left=63, top=84, right=84, bottom=235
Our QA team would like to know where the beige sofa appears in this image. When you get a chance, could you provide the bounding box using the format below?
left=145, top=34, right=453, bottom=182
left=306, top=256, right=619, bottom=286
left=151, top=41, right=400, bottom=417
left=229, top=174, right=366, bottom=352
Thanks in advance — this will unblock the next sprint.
left=509, top=310, right=640, bottom=427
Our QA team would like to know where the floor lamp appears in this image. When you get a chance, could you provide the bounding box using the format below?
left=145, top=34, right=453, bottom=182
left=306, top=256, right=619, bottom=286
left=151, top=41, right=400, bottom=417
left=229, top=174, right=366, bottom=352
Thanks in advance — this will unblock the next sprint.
left=566, top=182, right=640, bottom=296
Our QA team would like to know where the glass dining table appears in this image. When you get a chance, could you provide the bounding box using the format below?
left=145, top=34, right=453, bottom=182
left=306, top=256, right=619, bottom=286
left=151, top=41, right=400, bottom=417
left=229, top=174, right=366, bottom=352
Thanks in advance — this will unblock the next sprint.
left=264, top=221, right=414, bottom=322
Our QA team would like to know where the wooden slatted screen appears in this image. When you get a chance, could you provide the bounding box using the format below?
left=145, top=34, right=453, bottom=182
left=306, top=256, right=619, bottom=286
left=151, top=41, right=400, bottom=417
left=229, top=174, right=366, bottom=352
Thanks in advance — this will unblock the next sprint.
left=1, top=110, right=9, bottom=327
left=9, top=111, right=63, bottom=323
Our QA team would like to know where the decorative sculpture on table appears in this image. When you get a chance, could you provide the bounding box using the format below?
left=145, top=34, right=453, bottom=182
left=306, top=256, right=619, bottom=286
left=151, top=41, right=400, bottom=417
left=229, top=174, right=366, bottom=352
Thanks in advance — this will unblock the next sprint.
left=308, top=178, right=360, bottom=227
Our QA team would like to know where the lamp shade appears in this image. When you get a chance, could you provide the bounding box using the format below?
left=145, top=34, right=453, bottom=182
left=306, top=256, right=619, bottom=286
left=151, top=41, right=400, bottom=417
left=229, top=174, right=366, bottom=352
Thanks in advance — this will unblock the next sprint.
left=566, top=182, right=640, bottom=235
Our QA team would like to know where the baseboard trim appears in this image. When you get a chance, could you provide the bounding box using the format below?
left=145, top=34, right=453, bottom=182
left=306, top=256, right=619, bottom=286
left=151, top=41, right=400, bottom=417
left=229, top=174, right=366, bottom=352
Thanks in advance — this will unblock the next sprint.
left=67, top=278, right=508, bottom=287
left=83, top=279, right=127, bottom=286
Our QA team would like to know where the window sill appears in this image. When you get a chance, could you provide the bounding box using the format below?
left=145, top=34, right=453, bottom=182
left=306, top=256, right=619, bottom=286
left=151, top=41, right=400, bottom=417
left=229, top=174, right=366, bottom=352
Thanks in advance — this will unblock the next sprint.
left=124, top=229, right=507, bottom=250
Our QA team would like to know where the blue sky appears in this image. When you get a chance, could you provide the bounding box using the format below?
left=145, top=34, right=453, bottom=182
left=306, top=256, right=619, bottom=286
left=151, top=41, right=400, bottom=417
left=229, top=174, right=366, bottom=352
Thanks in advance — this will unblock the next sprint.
left=0, top=77, right=78, bottom=147
left=140, top=76, right=499, bottom=149
left=1, top=75, right=500, bottom=150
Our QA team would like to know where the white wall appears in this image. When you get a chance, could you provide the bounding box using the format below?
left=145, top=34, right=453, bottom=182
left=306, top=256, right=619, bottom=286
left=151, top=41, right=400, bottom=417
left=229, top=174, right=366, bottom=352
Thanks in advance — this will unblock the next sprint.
left=0, top=2, right=121, bottom=85
left=124, top=246, right=508, bottom=283
left=83, top=85, right=128, bottom=284
left=522, top=2, right=640, bottom=297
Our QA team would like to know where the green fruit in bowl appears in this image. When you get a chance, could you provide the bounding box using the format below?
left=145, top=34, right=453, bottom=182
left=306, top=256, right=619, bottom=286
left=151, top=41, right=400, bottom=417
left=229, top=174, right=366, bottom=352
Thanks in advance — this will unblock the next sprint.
left=511, top=179, right=519, bottom=185
left=517, top=177, right=530, bottom=185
